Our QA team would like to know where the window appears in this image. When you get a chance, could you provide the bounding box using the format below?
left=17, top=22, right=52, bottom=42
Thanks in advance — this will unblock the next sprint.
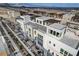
left=37, top=20, right=38, bottom=23
left=60, top=48, right=72, bottom=56
left=53, top=44, right=55, bottom=47
left=34, top=19, right=36, bottom=22
left=38, top=34, right=43, bottom=46
left=34, top=31, right=36, bottom=35
left=38, top=40, right=43, bottom=46
left=68, top=53, right=73, bottom=56
left=30, top=19, right=33, bottom=21
left=29, top=28, right=31, bottom=31
left=52, top=52, right=54, bottom=55
left=64, top=51, right=68, bottom=56
left=29, top=28, right=31, bottom=33
left=38, top=34, right=43, bottom=39
left=49, top=41, right=51, bottom=44
left=40, top=21, right=42, bottom=24
left=56, top=32, right=59, bottom=37
left=46, top=22, right=48, bottom=25
left=56, top=32, right=62, bottom=37
left=60, top=48, right=64, bottom=54
left=47, top=49, right=53, bottom=56
left=53, top=31, right=56, bottom=36
left=56, top=54, right=59, bottom=56
left=49, top=30, right=53, bottom=34
left=49, top=29, right=62, bottom=37
left=43, top=22, right=45, bottom=25
left=58, top=32, right=62, bottom=37
left=48, top=49, right=50, bottom=52
left=29, top=34, right=31, bottom=37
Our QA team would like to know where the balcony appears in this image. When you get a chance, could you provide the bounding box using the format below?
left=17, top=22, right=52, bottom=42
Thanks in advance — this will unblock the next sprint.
left=35, top=37, right=43, bottom=48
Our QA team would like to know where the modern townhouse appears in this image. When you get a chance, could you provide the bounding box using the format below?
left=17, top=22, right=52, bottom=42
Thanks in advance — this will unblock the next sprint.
left=16, top=12, right=79, bottom=56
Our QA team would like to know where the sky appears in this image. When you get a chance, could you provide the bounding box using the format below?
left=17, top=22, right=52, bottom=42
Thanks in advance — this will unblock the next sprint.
left=10, top=3, right=79, bottom=7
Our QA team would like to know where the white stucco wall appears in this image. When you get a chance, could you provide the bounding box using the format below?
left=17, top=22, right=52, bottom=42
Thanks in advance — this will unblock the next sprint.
left=43, top=34, right=78, bottom=56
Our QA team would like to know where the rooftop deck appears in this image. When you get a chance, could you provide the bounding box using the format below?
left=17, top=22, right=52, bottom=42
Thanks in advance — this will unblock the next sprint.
left=36, top=16, right=54, bottom=21
left=26, top=22, right=47, bottom=33
left=60, top=29, right=79, bottom=49
left=49, top=23, right=66, bottom=30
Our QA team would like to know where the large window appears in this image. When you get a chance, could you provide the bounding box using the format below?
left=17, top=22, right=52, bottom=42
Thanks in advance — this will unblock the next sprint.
left=49, top=29, right=61, bottom=37
left=60, top=48, right=73, bottom=56
left=38, top=34, right=43, bottom=46
left=64, top=51, right=68, bottom=56
left=38, top=34, right=43, bottom=40
left=60, top=48, right=64, bottom=54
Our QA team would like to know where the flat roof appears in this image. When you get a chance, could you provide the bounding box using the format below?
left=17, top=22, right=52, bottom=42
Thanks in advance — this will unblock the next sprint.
left=26, top=22, right=37, bottom=29
left=26, top=22, right=47, bottom=33
left=49, top=23, right=66, bottom=30
left=60, top=30, right=79, bottom=49
left=44, top=19, right=60, bottom=24
left=36, top=16, right=53, bottom=21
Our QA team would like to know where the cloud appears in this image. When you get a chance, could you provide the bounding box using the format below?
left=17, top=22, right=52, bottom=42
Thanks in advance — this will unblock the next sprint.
left=9, top=3, right=79, bottom=7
